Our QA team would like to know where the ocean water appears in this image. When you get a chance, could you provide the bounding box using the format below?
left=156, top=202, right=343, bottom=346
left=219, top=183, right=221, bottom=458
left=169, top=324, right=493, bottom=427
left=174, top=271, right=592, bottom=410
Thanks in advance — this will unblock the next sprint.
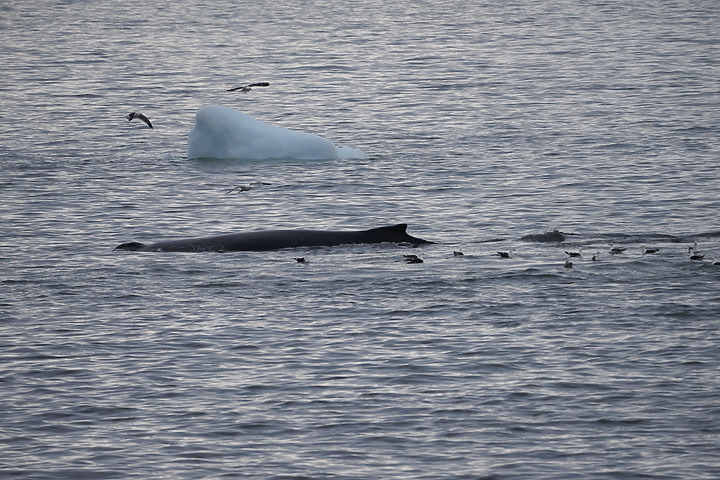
left=2, top=0, right=720, bottom=478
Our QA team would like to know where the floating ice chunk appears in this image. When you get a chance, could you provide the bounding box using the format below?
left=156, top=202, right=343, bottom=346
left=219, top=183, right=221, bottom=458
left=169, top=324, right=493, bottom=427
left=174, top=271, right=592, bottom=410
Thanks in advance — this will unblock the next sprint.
left=187, top=105, right=366, bottom=161
left=337, top=145, right=369, bottom=159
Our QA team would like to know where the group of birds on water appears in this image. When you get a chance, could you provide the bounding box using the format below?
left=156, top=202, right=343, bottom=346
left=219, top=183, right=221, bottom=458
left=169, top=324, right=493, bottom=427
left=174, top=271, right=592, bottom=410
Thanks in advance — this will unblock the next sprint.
left=126, top=82, right=271, bottom=130
left=483, top=241, right=717, bottom=269
left=295, top=243, right=718, bottom=267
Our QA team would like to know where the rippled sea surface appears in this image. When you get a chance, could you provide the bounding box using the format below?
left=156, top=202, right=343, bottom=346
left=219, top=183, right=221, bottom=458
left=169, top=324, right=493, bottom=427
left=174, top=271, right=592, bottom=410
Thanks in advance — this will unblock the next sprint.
left=2, top=1, right=720, bottom=478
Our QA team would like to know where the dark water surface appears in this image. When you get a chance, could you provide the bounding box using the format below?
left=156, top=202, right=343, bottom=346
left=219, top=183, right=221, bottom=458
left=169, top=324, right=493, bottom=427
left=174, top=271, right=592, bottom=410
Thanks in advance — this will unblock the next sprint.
left=2, top=1, right=719, bottom=478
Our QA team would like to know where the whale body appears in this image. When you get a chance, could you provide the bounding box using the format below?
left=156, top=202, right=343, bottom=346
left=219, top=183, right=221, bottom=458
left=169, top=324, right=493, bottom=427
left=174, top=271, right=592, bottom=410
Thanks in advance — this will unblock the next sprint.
left=187, top=105, right=366, bottom=161
left=115, top=223, right=431, bottom=253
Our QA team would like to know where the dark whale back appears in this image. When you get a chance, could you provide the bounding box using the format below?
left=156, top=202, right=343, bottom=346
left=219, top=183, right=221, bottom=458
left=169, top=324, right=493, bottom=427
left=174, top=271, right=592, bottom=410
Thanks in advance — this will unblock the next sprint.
left=115, top=223, right=431, bottom=252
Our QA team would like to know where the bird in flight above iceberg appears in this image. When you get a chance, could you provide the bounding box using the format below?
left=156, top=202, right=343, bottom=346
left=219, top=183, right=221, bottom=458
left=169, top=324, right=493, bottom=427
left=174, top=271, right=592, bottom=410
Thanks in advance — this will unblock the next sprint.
left=227, top=82, right=270, bottom=93
left=127, top=112, right=153, bottom=129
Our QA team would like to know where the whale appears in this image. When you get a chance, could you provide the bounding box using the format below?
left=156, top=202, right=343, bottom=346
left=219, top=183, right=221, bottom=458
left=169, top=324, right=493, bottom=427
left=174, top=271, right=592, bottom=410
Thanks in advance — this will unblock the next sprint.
left=187, top=105, right=367, bottom=161
left=114, top=223, right=431, bottom=253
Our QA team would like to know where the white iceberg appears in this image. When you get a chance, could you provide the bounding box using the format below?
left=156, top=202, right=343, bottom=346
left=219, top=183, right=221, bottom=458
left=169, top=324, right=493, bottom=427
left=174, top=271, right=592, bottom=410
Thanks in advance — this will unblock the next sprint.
left=187, top=105, right=367, bottom=161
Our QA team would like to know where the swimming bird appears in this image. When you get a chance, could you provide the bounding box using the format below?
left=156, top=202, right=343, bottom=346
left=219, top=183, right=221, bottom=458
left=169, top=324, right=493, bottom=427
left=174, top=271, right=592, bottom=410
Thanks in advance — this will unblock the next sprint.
left=496, top=249, right=515, bottom=258
left=227, top=82, right=270, bottom=93
left=689, top=242, right=704, bottom=260
left=404, top=254, right=424, bottom=264
left=609, top=245, right=626, bottom=254
left=642, top=245, right=660, bottom=255
left=564, top=248, right=582, bottom=258
left=592, top=251, right=600, bottom=261
left=564, top=259, right=573, bottom=268
left=295, top=257, right=306, bottom=263
left=127, top=112, right=153, bottom=129
left=453, top=251, right=464, bottom=256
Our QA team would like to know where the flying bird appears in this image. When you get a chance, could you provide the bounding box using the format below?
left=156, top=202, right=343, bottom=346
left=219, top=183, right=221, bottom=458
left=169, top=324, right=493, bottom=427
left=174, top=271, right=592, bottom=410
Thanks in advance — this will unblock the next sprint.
left=225, top=184, right=253, bottom=194
left=225, top=181, right=271, bottom=195
left=127, top=112, right=153, bottom=129
left=227, top=82, right=270, bottom=93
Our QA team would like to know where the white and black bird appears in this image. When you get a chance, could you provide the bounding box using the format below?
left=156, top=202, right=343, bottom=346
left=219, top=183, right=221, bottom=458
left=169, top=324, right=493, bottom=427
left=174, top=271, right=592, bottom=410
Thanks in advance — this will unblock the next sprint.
left=642, top=245, right=660, bottom=255
left=225, top=181, right=271, bottom=195
left=497, top=248, right=515, bottom=258
left=226, top=184, right=254, bottom=194
left=609, top=245, right=626, bottom=254
left=565, top=247, right=583, bottom=258
left=227, top=82, right=270, bottom=93
left=127, top=112, right=153, bottom=129
left=688, top=242, right=704, bottom=260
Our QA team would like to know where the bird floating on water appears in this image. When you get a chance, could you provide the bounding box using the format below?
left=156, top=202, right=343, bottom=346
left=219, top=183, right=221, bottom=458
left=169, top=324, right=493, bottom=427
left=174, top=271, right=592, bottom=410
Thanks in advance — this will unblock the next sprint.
left=127, top=112, right=153, bottom=129
left=564, top=259, right=573, bottom=268
left=642, top=245, right=660, bottom=255
left=565, top=248, right=583, bottom=258
left=592, top=251, right=600, bottom=261
left=688, top=242, right=704, bottom=260
left=609, top=245, right=626, bottom=254
left=404, top=254, right=424, bottom=264
left=497, top=248, right=515, bottom=258
left=227, top=82, right=270, bottom=93
left=453, top=251, right=464, bottom=256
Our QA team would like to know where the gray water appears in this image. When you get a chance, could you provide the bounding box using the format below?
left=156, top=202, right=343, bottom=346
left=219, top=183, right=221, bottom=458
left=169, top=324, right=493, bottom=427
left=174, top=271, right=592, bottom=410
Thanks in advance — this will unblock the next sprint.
left=2, top=1, right=720, bottom=479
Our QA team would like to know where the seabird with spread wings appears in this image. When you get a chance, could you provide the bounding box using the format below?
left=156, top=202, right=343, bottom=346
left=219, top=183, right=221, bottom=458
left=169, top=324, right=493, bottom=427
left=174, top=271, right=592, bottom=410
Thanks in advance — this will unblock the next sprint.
left=127, top=112, right=153, bottom=129
left=227, top=82, right=270, bottom=93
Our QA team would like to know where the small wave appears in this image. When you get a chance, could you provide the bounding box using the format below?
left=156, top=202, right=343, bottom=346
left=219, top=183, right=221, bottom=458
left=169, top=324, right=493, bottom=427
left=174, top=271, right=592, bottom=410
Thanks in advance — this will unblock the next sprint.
left=698, top=230, right=720, bottom=239
left=474, top=237, right=507, bottom=244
